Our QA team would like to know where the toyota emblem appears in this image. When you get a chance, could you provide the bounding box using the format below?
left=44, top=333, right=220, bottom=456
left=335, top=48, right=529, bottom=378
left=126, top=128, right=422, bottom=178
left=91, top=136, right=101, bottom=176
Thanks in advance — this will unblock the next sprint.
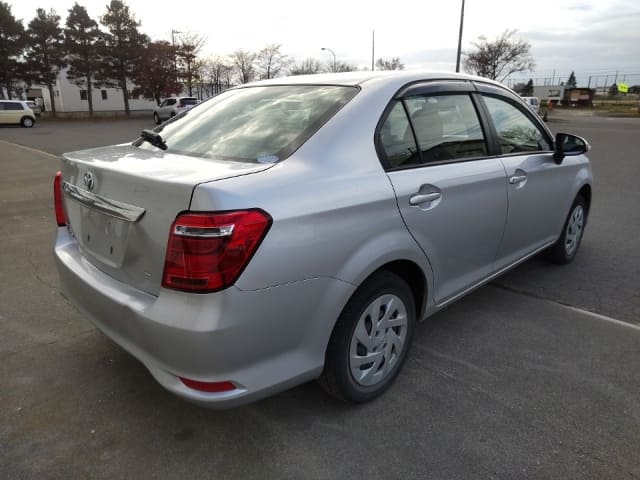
left=83, top=171, right=95, bottom=191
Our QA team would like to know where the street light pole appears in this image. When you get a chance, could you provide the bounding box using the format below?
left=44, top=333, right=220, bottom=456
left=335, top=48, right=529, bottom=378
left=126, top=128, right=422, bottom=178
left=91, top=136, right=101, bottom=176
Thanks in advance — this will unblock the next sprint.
left=321, top=47, right=337, bottom=72
left=171, top=29, right=181, bottom=82
left=455, top=0, right=465, bottom=72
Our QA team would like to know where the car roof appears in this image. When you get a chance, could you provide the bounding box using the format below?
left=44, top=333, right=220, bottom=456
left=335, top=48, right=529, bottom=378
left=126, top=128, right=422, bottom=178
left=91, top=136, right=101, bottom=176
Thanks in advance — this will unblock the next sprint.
left=248, top=70, right=507, bottom=91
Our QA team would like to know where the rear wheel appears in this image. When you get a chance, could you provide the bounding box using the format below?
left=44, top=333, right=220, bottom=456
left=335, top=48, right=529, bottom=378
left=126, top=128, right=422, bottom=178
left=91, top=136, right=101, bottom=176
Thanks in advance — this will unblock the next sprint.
left=546, top=195, right=587, bottom=264
left=319, top=271, right=416, bottom=403
left=21, top=116, right=34, bottom=128
left=153, top=112, right=160, bottom=124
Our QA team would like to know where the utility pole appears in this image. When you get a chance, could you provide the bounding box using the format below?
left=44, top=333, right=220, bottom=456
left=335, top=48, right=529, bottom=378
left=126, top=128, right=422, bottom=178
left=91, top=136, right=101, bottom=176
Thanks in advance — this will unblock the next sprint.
left=455, top=0, right=465, bottom=72
left=371, top=30, right=375, bottom=71
left=587, top=76, right=592, bottom=88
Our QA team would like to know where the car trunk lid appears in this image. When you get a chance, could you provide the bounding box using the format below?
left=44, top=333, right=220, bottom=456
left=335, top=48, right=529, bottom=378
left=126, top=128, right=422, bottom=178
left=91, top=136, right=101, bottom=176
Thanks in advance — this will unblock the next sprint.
left=60, top=144, right=273, bottom=296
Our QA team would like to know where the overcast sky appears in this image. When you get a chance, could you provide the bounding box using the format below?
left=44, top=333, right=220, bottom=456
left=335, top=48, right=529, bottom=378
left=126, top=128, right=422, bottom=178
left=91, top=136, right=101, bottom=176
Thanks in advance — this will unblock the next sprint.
left=8, top=0, right=640, bottom=86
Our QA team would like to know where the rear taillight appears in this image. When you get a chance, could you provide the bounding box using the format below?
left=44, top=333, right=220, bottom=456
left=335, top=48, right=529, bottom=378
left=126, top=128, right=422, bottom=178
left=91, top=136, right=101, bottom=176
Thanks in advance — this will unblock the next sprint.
left=54, top=171, right=67, bottom=226
left=162, top=209, right=272, bottom=293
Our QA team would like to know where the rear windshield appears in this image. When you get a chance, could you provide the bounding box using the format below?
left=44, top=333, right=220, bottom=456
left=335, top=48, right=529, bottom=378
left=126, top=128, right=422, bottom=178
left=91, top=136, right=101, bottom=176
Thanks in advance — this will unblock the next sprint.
left=137, top=85, right=358, bottom=162
left=181, top=98, right=198, bottom=106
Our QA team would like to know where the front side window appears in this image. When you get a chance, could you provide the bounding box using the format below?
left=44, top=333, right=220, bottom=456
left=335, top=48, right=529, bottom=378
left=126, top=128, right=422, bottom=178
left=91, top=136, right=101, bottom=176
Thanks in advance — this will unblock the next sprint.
left=403, top=94, right=488, bottom=163
left=136, top=85, right=358, bottom=162
left=482, top=96, right=551, bottom=154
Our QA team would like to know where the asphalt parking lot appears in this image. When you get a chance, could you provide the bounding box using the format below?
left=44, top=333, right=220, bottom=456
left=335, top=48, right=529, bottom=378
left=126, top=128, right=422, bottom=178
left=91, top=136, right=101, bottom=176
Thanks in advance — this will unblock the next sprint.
left=1, top=113, right=639, bottom=479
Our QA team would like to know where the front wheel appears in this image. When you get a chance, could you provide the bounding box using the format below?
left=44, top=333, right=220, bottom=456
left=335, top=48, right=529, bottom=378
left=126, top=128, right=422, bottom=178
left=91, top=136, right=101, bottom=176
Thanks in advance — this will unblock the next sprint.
left=546, top=195, right=587, bottom=264
left=153, top=112, right=160, bottom=125
left=319, top=271, right=416, bottom=403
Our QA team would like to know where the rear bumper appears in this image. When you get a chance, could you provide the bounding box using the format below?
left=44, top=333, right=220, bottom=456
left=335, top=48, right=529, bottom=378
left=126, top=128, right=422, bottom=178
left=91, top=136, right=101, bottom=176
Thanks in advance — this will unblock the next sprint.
left=54, top=228, right=353, bottom=408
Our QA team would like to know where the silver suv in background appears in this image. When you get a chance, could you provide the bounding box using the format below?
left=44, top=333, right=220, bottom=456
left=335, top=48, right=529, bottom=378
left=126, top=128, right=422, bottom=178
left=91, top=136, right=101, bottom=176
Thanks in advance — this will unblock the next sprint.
left=54, top=72, right=592, bottom=408
left=153, top=97, right=198, bottom=124
left=26, top=100, right=42, bottom=117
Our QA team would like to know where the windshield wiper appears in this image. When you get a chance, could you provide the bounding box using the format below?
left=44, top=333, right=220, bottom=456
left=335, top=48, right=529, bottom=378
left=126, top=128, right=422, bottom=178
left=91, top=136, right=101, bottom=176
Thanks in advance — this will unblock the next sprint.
left=138, top=129, right=168, bottom=150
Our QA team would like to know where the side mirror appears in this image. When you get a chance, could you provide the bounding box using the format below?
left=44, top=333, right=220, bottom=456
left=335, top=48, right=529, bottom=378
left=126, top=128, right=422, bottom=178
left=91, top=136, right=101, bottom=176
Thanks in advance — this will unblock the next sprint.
left=553, top=133, right=590, bottom=164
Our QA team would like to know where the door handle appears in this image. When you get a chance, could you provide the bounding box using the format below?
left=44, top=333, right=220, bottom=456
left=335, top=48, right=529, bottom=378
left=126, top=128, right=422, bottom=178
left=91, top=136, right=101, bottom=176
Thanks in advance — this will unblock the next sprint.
left=409, top=192, right=441, bottom=205
left=508, top=175, right=527, bottom=184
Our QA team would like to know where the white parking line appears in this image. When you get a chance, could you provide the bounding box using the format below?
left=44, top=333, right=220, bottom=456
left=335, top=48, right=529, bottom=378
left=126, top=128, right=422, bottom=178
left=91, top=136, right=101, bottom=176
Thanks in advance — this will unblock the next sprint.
left=0, top=140, right=58, bottom=159
left=561, top=304, right=640, bottom=331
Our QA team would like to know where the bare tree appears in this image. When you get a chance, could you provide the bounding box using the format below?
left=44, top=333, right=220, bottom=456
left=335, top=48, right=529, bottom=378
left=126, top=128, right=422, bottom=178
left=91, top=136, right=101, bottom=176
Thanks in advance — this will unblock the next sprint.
left=176, top=31, right=206, bottom=96
left=257, top=43, right=290, bottom=79
left=327, top=60, right=357, bottom=73
left=232, top=49, right=256, bottom=84
left=463, top=30, right=534, bottom=82
left=289, top=58, right=323, bottom=75
left=375, top=57, right=404, bottom=71
left=202, top=55, right=232, bottom=96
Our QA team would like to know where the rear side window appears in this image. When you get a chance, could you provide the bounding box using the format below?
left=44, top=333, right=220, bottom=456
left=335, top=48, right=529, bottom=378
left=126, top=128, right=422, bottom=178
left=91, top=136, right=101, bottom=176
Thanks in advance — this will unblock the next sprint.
left=3, top=102, right=23, bottom=111
left=404, top=94, right=487, bottom=164
left=379, top=94, right=488, bottom=168
left=483, top=96, right=551, bottom=154
left=379, top=101, right=419, bottom=168
left=141, top=85, right=358, bottom=162
left=181, top=98, right=197, bottom=106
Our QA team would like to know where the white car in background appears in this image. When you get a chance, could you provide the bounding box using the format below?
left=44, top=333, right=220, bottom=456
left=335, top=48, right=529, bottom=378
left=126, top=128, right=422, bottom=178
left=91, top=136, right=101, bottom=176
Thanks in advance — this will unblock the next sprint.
left=153, top=97, right=198, bottom=124
left=0, top=100, right=36, bottom=127
left=521, top=96, right=540, bottom=114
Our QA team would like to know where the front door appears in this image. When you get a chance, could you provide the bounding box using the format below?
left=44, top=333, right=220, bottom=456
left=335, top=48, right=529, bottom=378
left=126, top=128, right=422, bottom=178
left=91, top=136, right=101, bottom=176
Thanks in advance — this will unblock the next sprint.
left=478, top=94, right=568, bottom=270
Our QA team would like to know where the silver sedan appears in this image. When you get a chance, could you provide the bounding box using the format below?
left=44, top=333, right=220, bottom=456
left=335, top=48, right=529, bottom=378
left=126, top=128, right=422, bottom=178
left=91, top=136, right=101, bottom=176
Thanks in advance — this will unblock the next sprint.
left=54, top=71, right=592, bottom=407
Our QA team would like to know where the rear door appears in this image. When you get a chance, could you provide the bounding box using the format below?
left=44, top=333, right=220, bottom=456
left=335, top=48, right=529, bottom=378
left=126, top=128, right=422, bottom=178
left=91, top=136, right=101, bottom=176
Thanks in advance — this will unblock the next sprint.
left=379, top=82, right=508, bottom=304
left=475, top=85, right=567, bottom=270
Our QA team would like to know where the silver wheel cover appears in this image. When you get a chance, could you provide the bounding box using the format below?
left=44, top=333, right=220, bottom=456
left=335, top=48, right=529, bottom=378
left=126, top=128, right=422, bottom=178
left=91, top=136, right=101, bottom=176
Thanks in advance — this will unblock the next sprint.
left=349, top=294, right=408, bottom=387
left=565, top=205, right=585, bottom=256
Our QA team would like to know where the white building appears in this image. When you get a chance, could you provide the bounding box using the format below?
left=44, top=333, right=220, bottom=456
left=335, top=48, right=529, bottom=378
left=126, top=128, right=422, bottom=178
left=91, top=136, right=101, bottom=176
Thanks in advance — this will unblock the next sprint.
left=25, top=67, right=157, bottom=115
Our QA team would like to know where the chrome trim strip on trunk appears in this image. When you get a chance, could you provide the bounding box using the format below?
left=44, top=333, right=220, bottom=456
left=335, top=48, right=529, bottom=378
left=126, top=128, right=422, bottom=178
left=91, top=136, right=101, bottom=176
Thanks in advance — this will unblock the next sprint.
left=62, top=181, right=146, bottom=223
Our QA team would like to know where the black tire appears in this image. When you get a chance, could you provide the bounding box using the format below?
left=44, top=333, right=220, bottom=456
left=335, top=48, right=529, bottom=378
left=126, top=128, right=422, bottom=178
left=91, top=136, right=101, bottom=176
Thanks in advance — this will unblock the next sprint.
left=546, top=194, right=588, bottom=264
left=319, top=271, right=416, bottom=403
left=153, top=112, right=161, bottom=125
left=21, top=116, right=34, bottom=128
